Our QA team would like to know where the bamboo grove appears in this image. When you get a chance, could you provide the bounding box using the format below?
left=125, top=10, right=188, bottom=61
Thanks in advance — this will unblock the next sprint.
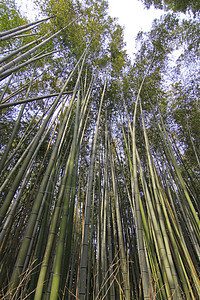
left=0, top=0, right=200, bottom=299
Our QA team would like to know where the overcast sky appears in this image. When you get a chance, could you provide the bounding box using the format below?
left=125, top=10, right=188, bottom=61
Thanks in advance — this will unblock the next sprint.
left=108, top=0, right=163, bottom=57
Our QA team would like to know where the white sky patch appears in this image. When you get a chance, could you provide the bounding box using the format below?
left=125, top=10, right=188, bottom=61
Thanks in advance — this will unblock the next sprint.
left=108, top=0, right=164, bottom=57
left=16, top=0, right=41, bottom=20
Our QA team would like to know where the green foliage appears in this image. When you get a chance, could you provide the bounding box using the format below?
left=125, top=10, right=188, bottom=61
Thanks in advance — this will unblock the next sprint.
left=139, top=0, right=200, bottom=13
left=0, top=0, right=26, bottom=32
left=0, top=0, right=27, bottom=50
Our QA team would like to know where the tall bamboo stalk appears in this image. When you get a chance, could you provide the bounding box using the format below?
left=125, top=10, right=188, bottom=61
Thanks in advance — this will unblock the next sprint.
left=78, top=77, right=107, bottom=300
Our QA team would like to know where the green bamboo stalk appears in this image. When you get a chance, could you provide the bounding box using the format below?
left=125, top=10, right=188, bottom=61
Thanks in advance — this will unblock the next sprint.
left=34, top=119, right=76, bottom=298
left=140, top=100, right=178, bottom=297
left=5, top=57, right=86, bottom=296
left=121, top=117, right=157, bottom=295
left=0, top=50, right=86, bottom=224
left=101, top=117, right=109, bottom=298
left=0, top=34, right=46, bottom=64
left=95, top=155, right=102, bottom=297
left=0, top=74, right=13, bottom=103
left=0, top=68, right=35, bottom=172
left=0, top=49, right=59, bottom=81
left=100, top=168, right=107, bottom=299
left=109, top=136, right=130, bottom=300
left=0, top=92, right=72, bottom=109
left=49, top=89, right=82, bottom=300
left=29, top=164, right=58, bottom=296
left=122, top=92, right=152, bottom=298
left=0, top=147, right=38, bottom=251
left=136, top=149, right=184, bottom=298
left=160, top=158, right=200, bottom=263
left=187, top=124, right=200, bottom=169
left=78, top=77, right=107, bottom=300
left=0, top=104, right=57, bottom=193
left=86, top=167, right=96, bottom=300
left=131, top=95, right=150, bottom=298
left=0, top=16, right=51, bottom=38
left=49, top=70, right=88, bottom=299
left=0, top=19, right=78, bottom=75
left=34, top=150, right=70, bottom=300
left=155, top=166, right=197, bottom=299
left=34, top=56, right=89, bottom=300
left=158, top=114, right=200, bottom=236
left=0, top=80, right=36, bottom=104
left=107, top=203, right=116, bottom=300
left=0, top=24, right=39, bottom=42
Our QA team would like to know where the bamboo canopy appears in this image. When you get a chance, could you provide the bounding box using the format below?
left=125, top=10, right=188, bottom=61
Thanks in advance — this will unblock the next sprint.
left=0, top=4, right=199, bottom=299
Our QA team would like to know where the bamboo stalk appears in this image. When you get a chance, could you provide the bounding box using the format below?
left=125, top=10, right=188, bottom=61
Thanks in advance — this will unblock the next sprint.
left=78, top=77, right=107, bottom=300
left=0, top=17, right=52, bottom=38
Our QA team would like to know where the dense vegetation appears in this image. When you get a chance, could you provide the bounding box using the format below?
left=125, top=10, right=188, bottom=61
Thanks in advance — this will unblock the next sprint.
left=0, top=0, right=199, bottom=299
left=140, top=0, right=200, bottom=13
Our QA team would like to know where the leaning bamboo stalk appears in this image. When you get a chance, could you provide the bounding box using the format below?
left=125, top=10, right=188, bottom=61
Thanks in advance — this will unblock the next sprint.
left=0, top=80, right=37, bottom=104
left=160, top=170, right=200, bottom=296
left=34, top=117, right=78, bottom=297
left=120, top=118, right=155, bottom=297
left=131, top=76, right=152, bottom=298
left=20, top=172, right=55, bottom=290
left=140, top=100, right=177, bottom=297
left=78, top=77, right=107, bottom=300
left=101, top=116, right=109, bottom=298
left=136, top=148, right=184, bottom=298
left=162, top=141, right=199, bottom=221
left=29, top=163, right=59, bottom=295
left=140, top=105, right=200, bottom=297
left=0, top=34, right=47, bottom=64
left=0, top=93, right=59, bottom=222
left=61, top=131, right=88, bottom=294
left=0, top=101, right=65, bottom=182
left=0, top=114, right=56, bottom=248
left=124, top=94, right=153, bottom=298
left=159, top=156, right=200, bottom=263
left=14, top=32, right=39, bottom=38
left=7, top=103, right=63, bottom=286
left=188, top=125, right=200, bottom=168
left=154, top=165, right=197, bottom=298
left=0, top=68, right=35, bottom=172
left=34, top=57, right=89, bottom=300
left=0, top=16, right=51, bottom=38
left=0, top=102, right=59, bottom=193
left=0, top=74, right=13, bottom=103
left=0, top=24, right=39, bottom=42
left=1, top=107, right=41, bottom=170
left=5, top=59, right=87, bottom=297
left=158, top=116, right=200, bottom=238
left=95, top=154, right=103, bottom=297
left=0, top=49, right=59, bottom=81
left=33, top=146, right=72, bottom=299
left=0, top=50, right=86, bottom=224
left=109, top=135, right=130, bottom=300
left=0, top=18, right=79, bottom=75
left=49, top=89, right=84, bottom=300
left=86, top=167, right=96, bottom=300
left=0, top=157, right=33, bottom=255
left=166, top=158, right=200, bottom=260
left=107, top=202, right=116, bottom=299
left=0, top=92, right=72, bottom=109
left=20, top=108, right=65, bottom=279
